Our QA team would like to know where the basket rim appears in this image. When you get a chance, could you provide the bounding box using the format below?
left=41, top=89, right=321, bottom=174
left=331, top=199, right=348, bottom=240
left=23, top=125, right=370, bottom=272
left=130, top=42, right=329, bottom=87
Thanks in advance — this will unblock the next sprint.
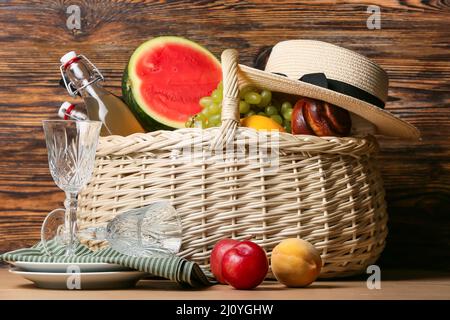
left=96, top=127, right=379, bottom=158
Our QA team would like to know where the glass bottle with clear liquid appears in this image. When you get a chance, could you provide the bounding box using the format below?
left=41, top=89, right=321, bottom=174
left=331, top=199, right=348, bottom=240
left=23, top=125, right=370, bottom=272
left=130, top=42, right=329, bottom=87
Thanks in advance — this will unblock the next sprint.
left=60, top=51, right=145, bottom=136
left=58, top=101, right=88, bottom=121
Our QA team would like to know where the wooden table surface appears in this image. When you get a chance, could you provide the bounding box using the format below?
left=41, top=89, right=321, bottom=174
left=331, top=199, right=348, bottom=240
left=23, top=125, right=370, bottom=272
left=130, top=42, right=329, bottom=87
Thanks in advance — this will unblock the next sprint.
left=0, top=1, right=449, bottom=271
left=0, top=268, right=449, bottom=300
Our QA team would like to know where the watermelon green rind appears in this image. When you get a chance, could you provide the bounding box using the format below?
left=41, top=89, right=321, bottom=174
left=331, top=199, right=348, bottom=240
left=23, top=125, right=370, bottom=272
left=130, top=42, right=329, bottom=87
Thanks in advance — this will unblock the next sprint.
left=122, top=66, right=173, bottom=131
left=122, top=36, right=222, bottom=130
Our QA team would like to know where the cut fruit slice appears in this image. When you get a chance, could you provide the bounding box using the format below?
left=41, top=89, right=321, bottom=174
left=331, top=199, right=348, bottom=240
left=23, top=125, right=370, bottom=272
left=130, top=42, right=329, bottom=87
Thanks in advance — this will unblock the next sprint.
left=122, top=36, right=222, bottom=130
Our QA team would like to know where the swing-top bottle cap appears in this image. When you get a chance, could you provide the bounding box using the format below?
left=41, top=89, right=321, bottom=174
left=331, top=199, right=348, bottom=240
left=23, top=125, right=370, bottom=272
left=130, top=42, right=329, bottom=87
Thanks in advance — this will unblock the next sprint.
left=58, top=101, right=74, bottom=119
left=60, top=51, right=78, bottom=66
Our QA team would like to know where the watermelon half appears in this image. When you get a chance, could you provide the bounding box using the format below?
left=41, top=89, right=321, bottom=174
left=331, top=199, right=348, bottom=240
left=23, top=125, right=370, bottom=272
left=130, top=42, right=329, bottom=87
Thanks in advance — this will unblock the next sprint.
left=122, top=36, right=222, bottom=130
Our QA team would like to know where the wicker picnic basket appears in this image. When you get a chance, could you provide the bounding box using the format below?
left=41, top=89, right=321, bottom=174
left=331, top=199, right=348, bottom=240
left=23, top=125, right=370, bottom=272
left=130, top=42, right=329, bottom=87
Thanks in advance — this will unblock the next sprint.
left=77, top=49, right=388, bottom=278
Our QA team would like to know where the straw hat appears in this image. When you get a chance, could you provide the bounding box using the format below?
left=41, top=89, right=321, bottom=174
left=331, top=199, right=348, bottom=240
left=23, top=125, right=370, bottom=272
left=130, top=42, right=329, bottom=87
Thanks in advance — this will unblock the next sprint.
left=238, top=40, right=420, bottom=139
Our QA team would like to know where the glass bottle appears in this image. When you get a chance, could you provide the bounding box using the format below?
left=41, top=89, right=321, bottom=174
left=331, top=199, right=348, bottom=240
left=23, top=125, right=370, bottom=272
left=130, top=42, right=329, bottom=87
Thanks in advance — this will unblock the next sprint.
left=60, top=51, right=145, bottom=136
left=58, top=101, right=88, bottom=121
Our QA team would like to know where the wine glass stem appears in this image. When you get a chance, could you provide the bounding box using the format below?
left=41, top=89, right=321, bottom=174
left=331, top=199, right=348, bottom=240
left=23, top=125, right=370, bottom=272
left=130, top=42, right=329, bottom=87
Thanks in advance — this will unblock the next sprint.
left=64, top=192, right=78, bottom=256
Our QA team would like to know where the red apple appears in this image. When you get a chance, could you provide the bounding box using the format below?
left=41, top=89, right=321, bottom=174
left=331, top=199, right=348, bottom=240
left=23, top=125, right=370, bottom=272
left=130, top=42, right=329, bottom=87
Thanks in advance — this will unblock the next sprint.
left=221, top=240, right=268, bottom=290
left=210, top=238, right=239, bottom=284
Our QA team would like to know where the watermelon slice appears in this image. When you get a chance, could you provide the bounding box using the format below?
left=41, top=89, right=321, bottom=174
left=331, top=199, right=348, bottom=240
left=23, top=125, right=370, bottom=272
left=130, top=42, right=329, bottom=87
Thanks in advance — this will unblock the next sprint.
left=122, top=36, right=222, bottom=130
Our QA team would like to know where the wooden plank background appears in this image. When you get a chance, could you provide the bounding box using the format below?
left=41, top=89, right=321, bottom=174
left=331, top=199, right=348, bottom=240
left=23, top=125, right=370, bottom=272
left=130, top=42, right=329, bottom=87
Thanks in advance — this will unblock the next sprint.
left=0, top=0, right=448, bottom=270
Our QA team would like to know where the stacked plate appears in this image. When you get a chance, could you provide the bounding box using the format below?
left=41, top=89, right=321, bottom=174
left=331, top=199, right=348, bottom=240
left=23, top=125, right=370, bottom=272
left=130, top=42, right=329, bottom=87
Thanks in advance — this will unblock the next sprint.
left=6, top=261, right=147, bottom=290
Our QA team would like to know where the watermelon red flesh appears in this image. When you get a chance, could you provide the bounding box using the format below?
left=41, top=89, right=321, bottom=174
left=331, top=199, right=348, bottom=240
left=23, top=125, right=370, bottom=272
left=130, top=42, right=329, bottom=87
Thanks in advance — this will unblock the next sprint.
left=124, top=37, right=222, bottom=130
left=136, top=43, right=221, bottom=123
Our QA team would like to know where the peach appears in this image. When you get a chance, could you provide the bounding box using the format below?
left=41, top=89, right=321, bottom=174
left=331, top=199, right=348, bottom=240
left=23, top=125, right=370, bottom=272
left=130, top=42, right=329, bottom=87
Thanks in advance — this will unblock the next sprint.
left=271, top=238, right=322, bottom=287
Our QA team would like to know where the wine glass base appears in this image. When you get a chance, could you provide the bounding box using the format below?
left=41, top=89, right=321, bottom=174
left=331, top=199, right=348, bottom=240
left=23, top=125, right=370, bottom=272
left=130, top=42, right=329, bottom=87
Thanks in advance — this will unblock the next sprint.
left=41, top=208, right=79, bottom=256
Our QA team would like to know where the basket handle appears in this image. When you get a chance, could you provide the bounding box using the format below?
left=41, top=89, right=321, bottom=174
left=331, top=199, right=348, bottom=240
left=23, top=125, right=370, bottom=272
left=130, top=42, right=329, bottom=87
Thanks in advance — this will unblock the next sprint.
left=210, top=49, right=240, bottom=150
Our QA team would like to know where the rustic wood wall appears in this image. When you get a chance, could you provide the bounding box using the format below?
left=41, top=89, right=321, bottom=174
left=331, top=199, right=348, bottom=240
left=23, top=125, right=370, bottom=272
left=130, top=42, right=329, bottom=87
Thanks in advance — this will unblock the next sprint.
left=0, top=0, right=448, bottom=270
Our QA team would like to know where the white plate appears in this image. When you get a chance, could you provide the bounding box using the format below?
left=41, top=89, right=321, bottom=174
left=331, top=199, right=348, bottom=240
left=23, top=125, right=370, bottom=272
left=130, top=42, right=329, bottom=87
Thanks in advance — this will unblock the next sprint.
left=10, top=268, right=146, bottom=290
left=6, top=261, right=131, bottom=273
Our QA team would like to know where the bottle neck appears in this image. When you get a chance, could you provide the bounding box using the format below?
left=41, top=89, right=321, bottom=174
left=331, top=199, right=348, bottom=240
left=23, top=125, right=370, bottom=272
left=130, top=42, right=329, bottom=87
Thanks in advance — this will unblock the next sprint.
left=67, top=108, right=88, bottom=121
left=83, top=81, right=108, bottom=99
left=65, top=60, right=107, bottom=97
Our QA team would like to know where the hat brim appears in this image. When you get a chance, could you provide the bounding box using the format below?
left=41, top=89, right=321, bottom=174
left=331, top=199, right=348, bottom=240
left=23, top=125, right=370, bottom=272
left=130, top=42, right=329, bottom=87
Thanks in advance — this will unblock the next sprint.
left=238, top=64, right=420, bottom=139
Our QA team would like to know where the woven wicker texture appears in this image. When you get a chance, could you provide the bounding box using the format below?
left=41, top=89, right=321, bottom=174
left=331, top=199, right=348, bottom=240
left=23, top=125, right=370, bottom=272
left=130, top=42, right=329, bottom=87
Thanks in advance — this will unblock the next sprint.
left=77, top=49, right=389, bottom=278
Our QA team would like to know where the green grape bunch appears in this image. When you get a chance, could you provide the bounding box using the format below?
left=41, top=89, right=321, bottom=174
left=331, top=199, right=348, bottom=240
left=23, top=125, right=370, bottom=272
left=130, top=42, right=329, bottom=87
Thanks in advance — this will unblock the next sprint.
left=186, top=82, right=294, bottom=133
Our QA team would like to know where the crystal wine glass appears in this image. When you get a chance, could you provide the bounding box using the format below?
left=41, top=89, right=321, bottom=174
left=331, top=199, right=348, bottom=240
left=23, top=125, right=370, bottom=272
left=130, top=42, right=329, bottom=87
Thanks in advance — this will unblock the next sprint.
left=41, top=120, right=101, bottom=256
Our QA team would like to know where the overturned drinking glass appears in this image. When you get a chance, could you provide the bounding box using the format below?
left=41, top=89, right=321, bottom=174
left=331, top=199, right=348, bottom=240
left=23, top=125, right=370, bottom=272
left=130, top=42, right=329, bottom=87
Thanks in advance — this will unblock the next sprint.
left=43, top=201, right=182, bottom=257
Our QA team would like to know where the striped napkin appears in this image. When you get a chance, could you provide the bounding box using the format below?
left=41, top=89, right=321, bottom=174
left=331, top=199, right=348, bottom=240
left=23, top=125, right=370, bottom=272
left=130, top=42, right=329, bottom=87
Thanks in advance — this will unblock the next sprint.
left=0, top=240, right=213, bottom=288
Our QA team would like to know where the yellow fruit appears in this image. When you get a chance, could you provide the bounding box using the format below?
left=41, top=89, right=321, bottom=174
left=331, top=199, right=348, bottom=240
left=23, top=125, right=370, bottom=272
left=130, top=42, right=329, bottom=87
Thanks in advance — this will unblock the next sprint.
left=241, top=115, right=285, bottom=132
left=271, top=238, right=322, bottom=287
